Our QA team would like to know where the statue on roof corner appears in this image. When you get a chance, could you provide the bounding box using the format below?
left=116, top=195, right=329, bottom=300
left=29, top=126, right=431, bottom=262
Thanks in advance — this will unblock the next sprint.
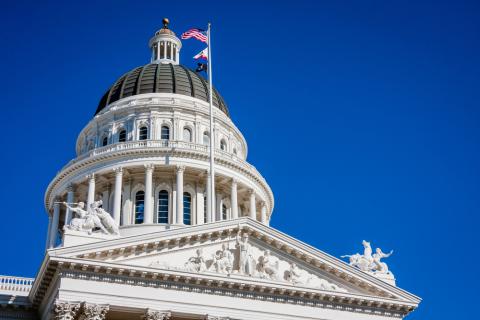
left=341, top=240, right=395, bottom=284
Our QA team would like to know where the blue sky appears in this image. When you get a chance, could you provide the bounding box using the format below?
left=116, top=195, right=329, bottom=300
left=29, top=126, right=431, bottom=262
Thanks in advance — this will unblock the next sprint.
left=1, top=1, right=478, bottom=318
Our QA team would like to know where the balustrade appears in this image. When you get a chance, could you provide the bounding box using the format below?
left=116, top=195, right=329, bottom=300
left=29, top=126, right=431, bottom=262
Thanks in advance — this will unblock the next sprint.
left=0, top=275, right=34, bottom=294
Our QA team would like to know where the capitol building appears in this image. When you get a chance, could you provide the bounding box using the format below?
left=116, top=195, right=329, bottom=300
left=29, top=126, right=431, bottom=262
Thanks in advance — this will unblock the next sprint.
left=0, top=21, right=420, bottom=320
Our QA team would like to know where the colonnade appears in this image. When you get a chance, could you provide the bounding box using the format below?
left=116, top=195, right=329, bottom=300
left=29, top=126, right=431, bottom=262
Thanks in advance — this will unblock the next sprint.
left=46, top=165, right=269, bottom=249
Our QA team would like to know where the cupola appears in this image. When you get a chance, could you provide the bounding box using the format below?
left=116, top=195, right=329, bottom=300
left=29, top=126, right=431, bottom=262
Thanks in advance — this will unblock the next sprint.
left=149, top=18, right=182, bottom=64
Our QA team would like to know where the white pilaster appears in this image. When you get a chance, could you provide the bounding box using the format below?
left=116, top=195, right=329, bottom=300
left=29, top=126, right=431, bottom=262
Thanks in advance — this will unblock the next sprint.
left=113, top=167, right=123, bottom=225
left=144, top=164, right=154, bottom=224
left=176, top=165, right=185, bottom=224
left=249, top=189, right=256, bottom=220
left=261, top=201, right=267, bottom=224
left=87, top=174, right=95, bottom=206
left=231, top=179, right=238, bottom=219
left=49, top=201, right=60, bottom=248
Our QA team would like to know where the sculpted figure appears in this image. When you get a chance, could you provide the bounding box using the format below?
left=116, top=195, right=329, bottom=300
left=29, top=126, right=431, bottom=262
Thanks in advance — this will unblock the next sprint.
left=236, top=231, right=255, bottom=276
left=88, top=201, right=111, bottom=234
left=372, top=248, right=393, bottom=274
left=63, top=200, right=119, bottom=235
left=185, top=249, right=207, bottom=272
left=285, top=262, right=346, bottom=292
left=257, top=250, right=279, bottom=280
left=93, top=200, right=120, bottom=235
left=285, top=262, right=309, bottom=285
left=212, top=243, right=234, bottom=274
left=341, top=240, right=374, bottom=272
left=63, top=202, right=95, bottom=233
left=341, top=241, right=395, bottom=280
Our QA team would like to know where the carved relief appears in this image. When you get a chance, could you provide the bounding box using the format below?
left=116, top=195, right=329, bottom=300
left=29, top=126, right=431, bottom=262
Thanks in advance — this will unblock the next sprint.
left=145, top=234, right=348, bottom=293
left=79, top=303, right=109, bottom=320
left=142, top=309, right=171, bottom=320
left=52, top=301, right=81, bottom=320
left=184, top=248, right=207, bottom=272
left=211, top=243, right=234, bottom=274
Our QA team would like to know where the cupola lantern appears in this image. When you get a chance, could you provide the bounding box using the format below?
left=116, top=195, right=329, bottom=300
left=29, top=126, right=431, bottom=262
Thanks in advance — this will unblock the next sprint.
left=149, top=18, right=182, bottom=64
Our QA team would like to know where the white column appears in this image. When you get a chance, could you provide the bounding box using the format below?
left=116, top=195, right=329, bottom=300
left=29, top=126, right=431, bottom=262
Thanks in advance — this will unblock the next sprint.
left=49, top=201, right=60, bottom=248
left=144, top=164, right=154, bottom=224
left=231, top=179, right=238, bottom=219
left=45, top=216, right=52, bottom=250
left=206, top=170, right=212, bottom=223
left=261, top=202, right=267, bottom=224
left=176, top=165, right=185, bottom=225
left=156, top=43, right=160, bottom=60
left=249, top=189, right=256, bottom=220
left=113, top=167, right=123, bottom=225
left=122, top=178, right=132, bottom=225
left=64, top=184, right=74, bottom=225
left=87, top=174, right=95, bottom=206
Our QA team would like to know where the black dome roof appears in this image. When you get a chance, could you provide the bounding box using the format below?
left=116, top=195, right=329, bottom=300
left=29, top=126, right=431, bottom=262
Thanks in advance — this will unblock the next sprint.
left=96, top=63, right=229, bottom=117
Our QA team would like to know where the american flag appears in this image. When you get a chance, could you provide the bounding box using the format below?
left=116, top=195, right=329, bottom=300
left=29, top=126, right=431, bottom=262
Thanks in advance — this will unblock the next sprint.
left=181, top=28, right=208, bottom=43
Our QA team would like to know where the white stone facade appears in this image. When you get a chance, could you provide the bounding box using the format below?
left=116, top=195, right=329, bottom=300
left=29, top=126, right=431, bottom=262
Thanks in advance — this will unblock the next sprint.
left=0, top=21, right=420, bottom=320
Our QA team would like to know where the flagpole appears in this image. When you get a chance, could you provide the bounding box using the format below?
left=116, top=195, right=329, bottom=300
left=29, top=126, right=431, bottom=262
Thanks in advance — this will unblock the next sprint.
left=207, top=22, right=216, bottom=223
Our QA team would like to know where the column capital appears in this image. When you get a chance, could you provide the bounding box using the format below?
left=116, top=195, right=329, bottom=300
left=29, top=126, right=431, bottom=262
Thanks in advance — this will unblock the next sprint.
left=86, top=173, right=95, bottom=180
left=52, top=301, right=81, bottom=320
left=66, top=184, right=74, bottom=192
left=142, top=309, right=171, bottom=320
left=248, top=189, right=255, bottom=196
left=113, top=167, right=123, bottom=174
left=176, top=165, right=186, bottom=173
left=231, top=178, right=238, bottom=186
left=80, top=303, right=109, bottom=320
left=144, top=163, right=155, bottom=171
left=261, top=201, right=266, bottom=207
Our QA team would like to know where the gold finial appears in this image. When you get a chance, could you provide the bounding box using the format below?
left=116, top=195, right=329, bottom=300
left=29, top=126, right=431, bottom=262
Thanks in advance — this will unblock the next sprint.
left=162, top=18, right=170, bottom=29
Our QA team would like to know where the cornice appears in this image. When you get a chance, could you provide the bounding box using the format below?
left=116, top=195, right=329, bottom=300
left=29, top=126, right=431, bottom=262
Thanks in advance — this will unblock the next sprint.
left=44, top=219, right=420, bottom=307
left=44, top=145, right=274, bottom=213
left=30, top=256, right=415, bottom=318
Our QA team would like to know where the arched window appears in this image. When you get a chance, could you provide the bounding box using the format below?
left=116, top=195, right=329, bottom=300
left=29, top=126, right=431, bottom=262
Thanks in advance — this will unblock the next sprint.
left=157, top=190, right=169, bottom=223
left=134, top=191, right=145, bottom=224
left=139, top=126, right=148, bottom=140
left=161, top=125, right=170, bottom=140
left=102, top=136, right=108, bottom=147
left=118, top=129, right=126, bottom=142
left=222, top=204, right=227, bottom=220
left=203, top=132, right=210, bottom=145
left=220, top=139, right=227, bottom=151
left=183, top=192, right=192, bottom=225
left=183, top=127, right=192, bottom=142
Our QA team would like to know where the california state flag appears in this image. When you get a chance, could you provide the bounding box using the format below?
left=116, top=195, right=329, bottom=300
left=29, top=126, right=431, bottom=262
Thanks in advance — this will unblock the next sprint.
left=193, top=48, right=208, bottom=60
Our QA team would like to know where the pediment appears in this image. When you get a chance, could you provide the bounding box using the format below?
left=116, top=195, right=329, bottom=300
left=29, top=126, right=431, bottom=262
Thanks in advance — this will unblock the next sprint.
left=48, top=218, right=420, bottom=306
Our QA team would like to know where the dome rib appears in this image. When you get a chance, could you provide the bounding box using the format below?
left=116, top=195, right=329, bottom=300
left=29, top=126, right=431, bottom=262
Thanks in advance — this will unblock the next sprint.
left=96, top=63, right=229, bottom=117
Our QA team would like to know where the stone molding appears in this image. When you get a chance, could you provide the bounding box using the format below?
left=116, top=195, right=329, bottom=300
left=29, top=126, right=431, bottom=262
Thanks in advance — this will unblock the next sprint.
left=31, top=220, right=419, bottom=317
left=79, top=303, right=109, bottom=320
left=141, top=309, right=171, bottom=320
left=52, top=301, right=81, bottom=320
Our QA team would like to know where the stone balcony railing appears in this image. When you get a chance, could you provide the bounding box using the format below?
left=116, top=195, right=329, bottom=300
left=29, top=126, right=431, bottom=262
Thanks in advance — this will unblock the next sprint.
left=0, top=275, right=34, bottom=296
left=64, top=140, right=252, bottom=173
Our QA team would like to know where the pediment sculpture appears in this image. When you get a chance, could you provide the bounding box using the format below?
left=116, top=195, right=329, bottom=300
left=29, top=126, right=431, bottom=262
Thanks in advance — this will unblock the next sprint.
left=342, top=240, right=395, bottom=284
left=148, top=231, right=347, bottom=292
left=63, top=200, right=120, bottom=236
